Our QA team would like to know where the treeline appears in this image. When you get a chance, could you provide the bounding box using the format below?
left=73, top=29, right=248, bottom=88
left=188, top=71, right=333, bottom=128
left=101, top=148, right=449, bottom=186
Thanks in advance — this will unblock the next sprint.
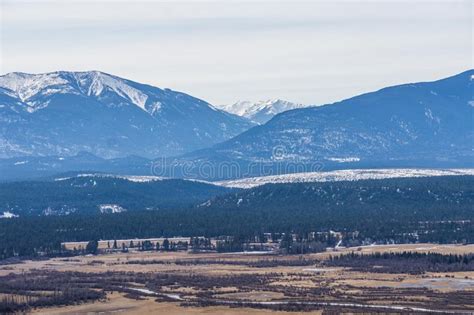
left=0, top=284, right=105, bottom=313
left=81, top=238, right=198, bottom=255
left=0, top=176, right=472, bottom=260
left=327, top=251, right=474, bottom=274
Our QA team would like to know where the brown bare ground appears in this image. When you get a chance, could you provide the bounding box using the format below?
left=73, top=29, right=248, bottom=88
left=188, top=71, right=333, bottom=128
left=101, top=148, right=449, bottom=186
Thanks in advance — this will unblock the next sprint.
left=31, top=292, right=323, bottom=315
left=3, top=243, right=473, bottom=314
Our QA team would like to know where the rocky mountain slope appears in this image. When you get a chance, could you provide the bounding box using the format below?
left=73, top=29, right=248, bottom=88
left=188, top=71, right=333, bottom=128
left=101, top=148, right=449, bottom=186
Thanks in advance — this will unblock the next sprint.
left=187, top=70, right=474, bottom=170
left=219, top=99, right=306, bottom=124
left=0, top=71, right=254, bottom=159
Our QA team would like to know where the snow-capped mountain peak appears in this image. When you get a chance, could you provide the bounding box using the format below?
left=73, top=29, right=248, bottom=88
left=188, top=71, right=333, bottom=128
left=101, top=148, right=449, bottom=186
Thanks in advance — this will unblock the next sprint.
left=0, top=70, right=254, bottom=159
left=219, top=99, right=307, bottom=124
left=200, top=70, right=474, bottom=166
left=0, top=71, right=150, bottom=111
left=72, top=71, right=149, bottom=110
left=0, top=72, right=70, bottom=102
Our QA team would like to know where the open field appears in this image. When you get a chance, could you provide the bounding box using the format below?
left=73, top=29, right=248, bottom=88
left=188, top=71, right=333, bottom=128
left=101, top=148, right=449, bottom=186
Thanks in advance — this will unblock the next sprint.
left=1, top=244, right=473, bottom=314
left=61, top=237, right=198, bottom=250
left=31, top=293, right=324, bottom=315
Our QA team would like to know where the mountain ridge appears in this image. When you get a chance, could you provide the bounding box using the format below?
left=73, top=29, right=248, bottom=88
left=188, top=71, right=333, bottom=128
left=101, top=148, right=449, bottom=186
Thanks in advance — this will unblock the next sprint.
left=0, top=70, right=472, bottom=181
left=218, top=99, right=307, bottom=124
left=0, top=70, right=254, bottom=159
left=201, top=70, right=474, bottom=164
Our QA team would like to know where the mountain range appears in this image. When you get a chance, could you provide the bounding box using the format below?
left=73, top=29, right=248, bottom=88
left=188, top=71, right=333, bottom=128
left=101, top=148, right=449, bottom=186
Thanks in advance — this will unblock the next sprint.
left=0, top=70, right=472, bottom=181
left=218, top=99, right=306, bottom=124
left=0, top=71, right=254, bottom=159
left=176, top=70, right=473, bottom=177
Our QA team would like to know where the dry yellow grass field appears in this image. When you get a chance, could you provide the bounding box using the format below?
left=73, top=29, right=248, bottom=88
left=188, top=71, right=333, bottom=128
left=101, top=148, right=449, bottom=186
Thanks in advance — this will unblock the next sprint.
left=1, top=243, right=473, bottom=314
left=31, top=292, right=324, bottom=315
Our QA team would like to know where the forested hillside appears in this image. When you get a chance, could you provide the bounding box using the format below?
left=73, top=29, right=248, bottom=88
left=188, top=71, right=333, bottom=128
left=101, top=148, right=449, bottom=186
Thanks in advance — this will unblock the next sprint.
left=0, top=175, right=233, bottom=216
left=0, top=176, right=472, bottom=259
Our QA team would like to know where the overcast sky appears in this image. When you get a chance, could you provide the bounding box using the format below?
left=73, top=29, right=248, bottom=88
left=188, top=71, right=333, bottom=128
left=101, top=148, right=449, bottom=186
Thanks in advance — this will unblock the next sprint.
left=0, top=0, right=472, bottom=106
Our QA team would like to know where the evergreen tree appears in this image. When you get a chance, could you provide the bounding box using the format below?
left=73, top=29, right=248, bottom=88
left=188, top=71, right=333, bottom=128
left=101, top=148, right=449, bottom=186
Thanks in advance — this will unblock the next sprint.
left=163, top=239, right=170, bottom=251
left=85, top=240, right=98, bottom=255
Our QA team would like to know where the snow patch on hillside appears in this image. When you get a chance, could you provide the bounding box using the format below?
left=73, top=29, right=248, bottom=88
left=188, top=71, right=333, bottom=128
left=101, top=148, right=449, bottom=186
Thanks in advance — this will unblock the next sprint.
left=326, top=157, right=360, bottom=163
left=54, top=173, right=214, bottom=186
left=0, top=211, right=18, bottom=219
left=215, top=168, right=474, bottom=189
left=99, top=204, right=127, bottom=214
left=55, top=173, right=165, bottom=183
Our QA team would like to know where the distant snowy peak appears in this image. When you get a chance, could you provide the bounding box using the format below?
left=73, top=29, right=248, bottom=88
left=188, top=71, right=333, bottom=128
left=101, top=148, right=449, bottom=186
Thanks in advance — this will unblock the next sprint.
left=0, top=71, right=243, bottom=117
left=220, top=99, right=307, bottom=124
left=72, top=71, right=149, bottom=110
left=0, top=71, right=151, bottom=112
left=0, top=72, right=67, bottom=101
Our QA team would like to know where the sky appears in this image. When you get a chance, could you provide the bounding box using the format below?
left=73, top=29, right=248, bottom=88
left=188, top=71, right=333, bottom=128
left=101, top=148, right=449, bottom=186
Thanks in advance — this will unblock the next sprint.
left=0, top=0, right=472, bottom=106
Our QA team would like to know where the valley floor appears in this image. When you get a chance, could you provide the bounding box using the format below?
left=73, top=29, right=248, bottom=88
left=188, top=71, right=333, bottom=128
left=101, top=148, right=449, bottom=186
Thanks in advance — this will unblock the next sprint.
left=30, top=293, right=324, bottom=315
left=1, top=244, right=473, bottom=314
